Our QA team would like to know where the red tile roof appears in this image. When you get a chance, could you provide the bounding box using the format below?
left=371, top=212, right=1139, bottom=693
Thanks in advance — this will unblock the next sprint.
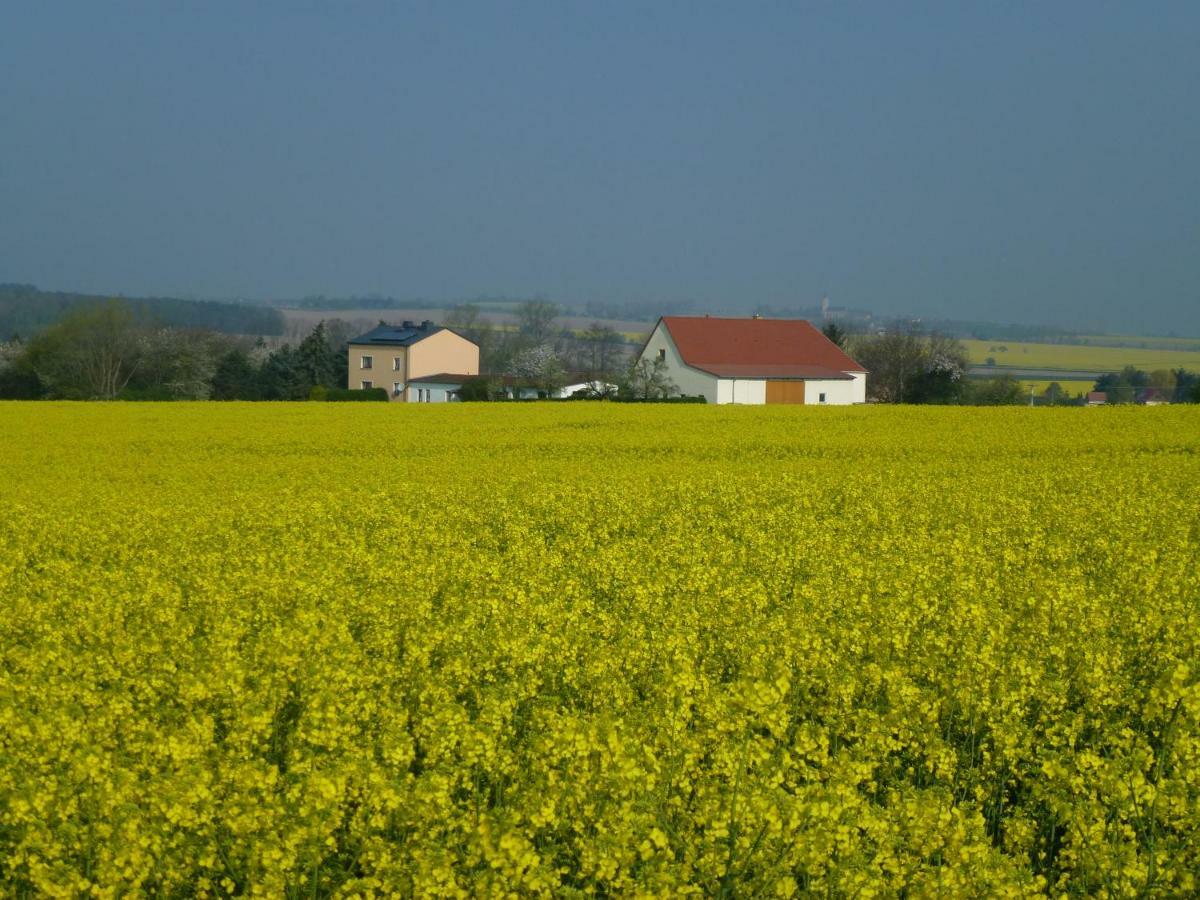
left=660, top=316, right=865, bottom=378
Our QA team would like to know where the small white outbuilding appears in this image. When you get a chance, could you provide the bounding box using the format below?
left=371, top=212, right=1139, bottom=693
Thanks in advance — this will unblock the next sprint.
left=637, top=315, right=867, bottom=404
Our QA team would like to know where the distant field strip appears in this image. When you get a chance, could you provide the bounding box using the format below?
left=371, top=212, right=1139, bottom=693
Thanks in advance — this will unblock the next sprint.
left=1018, top=379, right=1095, bottom=396
left=963, top=339, right=1200, bottom=372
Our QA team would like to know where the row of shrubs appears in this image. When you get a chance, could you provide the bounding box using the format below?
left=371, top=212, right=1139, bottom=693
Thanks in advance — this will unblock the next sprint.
left=308, top=386, right=389, bottom=402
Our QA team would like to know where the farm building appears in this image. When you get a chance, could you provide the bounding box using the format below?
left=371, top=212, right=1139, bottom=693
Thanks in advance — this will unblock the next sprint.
left=348, top=321, right=479, bottom=401
left=637, top=315, right=867, bottom=404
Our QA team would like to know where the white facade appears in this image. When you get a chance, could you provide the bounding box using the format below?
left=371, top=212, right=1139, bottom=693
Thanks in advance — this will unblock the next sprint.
left=637, top=319, right=867, bottom=405
left=404, top=381, right=461, bottom=402
left=715, top=379, right=767, bottom=404
left=804, top=372, right=866, bottom=405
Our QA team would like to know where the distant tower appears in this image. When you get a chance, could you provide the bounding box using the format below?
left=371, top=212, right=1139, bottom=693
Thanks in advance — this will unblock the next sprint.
left=821, top=295, right=830, bottom=320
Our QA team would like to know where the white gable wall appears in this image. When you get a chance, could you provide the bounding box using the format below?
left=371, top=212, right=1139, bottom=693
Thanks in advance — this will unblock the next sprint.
left=639, top=322, right=719, bottom=401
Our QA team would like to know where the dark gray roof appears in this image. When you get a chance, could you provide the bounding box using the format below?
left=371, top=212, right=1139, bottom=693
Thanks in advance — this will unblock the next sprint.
left=348, top=323, right=448, bottom=347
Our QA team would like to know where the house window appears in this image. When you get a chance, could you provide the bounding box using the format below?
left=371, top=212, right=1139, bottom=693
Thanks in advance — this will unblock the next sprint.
left=819, top=392, right=827, bottom=403
left=393, top=357, right=403, bottom=371
left=393, top=382, right=402, bottom=395
left=361, top=380, right=373, bottom=390
left=657, top=348, right=666, bottom=362
left=361, top=355, right=373, bottom=369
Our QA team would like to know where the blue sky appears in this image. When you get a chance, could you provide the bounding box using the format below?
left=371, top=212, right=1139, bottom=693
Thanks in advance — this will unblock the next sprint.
left=2, top=1, right=1198, bottom=331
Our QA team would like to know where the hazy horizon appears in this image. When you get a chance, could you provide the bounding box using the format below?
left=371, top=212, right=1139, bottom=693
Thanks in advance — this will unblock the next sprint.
left=3, top=2, right=1198, bottom=333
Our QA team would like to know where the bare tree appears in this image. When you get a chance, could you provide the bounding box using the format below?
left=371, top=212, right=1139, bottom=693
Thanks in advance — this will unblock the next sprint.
left=516, top=300, right=560, bottom=345
left=848, top=322, right=927, bottom=403
left=573, top=322, right=628, bottom=380
left=626, top=356, right=677, bottom=399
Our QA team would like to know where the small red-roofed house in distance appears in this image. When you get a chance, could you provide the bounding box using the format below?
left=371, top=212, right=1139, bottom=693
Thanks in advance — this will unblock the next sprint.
left=636, top=315, right=867, bottom=404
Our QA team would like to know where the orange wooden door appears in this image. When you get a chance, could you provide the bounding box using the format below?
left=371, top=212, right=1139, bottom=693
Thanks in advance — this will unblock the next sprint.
left=766, top=381, right=806, bottom=404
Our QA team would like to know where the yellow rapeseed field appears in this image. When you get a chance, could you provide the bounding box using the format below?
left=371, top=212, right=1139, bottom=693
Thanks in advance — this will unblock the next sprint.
left=1, top=402, right=1198, bottom=897
left=962, top=339, right=1200, bottom=373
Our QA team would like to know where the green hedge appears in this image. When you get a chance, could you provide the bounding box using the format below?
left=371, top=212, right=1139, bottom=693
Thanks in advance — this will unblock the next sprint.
left=321, top=387, right=389, bottom=402
left=613, top=395, right=708, bottom=403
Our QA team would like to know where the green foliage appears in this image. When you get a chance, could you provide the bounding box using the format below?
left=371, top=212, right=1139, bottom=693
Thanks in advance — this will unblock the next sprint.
left=0, top=361, right=44, bottom=399
left=965, top=375, right=1026, bottom=405
left=457, top=377, right=494, bottom=401
left=851, top=326, right=969, bottom=404
left=322, top=387, right=389, bottom=401
left=23, top=301, right=143, bottom=399
left=210, top=349, right=262, bottom=400
left=1094, top=366, right=1149, bottom=405
left=821, top=321, right=847, bottom=349
left=296, top=322, right=342, bottom=390
left=613, top=394, right=707, bottom=403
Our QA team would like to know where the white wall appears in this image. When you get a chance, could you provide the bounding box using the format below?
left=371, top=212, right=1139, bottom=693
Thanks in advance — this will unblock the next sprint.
left=404, top=383, right=459, bottom=402
left=850, top=372, right=867, bottom=403
left=804, top=378, right=861, bottom=405
left=715, top=379, right=767, bottom=404
left=638, top=322, right=719, bottom=401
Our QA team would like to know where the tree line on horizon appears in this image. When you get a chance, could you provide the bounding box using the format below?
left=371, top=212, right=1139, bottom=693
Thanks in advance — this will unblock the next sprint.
left=2, top=298, right=1197, bottom=404
left=0, top=283, right=285, bottom=340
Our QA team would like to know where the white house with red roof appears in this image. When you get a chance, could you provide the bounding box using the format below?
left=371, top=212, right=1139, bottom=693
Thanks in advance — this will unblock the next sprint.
left=637, top=316, right=867, bottom=404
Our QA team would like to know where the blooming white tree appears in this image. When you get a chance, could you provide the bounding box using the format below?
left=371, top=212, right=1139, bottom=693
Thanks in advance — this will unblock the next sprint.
left=504, top=343, right=566, bottom=397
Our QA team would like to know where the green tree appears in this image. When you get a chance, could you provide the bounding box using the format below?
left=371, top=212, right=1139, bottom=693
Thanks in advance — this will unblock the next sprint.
left=297, top=322, right=341, bottom=390
left=457, top=376, right=494, bottom=401
left=259, top=345, right=308, bottom=400
left=1094, top=366, right=1147, bottom=405
left=1172, top=368, right=1198, bottom=403
left=211, top=348, right=262, bottom=400
left=965, top=375, right=1025, bottom=405
left=25, top=300, right=143, bottom=398
left=0, top=359, right=44, bottom=398
left=821, top=321, right=847, bottom=349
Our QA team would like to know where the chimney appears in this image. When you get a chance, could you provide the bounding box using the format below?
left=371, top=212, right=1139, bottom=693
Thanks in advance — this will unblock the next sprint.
left=401, top=320, right=415, bottom=329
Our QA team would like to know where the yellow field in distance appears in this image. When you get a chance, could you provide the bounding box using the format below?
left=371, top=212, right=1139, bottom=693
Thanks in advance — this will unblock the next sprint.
left=963, top=339, right=1200, bottom=372
left=1018, top=379, right=1095, bottom=396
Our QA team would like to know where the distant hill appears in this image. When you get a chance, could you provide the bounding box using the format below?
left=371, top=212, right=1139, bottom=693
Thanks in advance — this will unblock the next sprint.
left=0, top=284, right=285, bottom=339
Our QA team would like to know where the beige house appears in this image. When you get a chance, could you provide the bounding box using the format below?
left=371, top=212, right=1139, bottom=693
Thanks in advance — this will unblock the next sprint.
left=348, top=320, right=479, bottom=401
